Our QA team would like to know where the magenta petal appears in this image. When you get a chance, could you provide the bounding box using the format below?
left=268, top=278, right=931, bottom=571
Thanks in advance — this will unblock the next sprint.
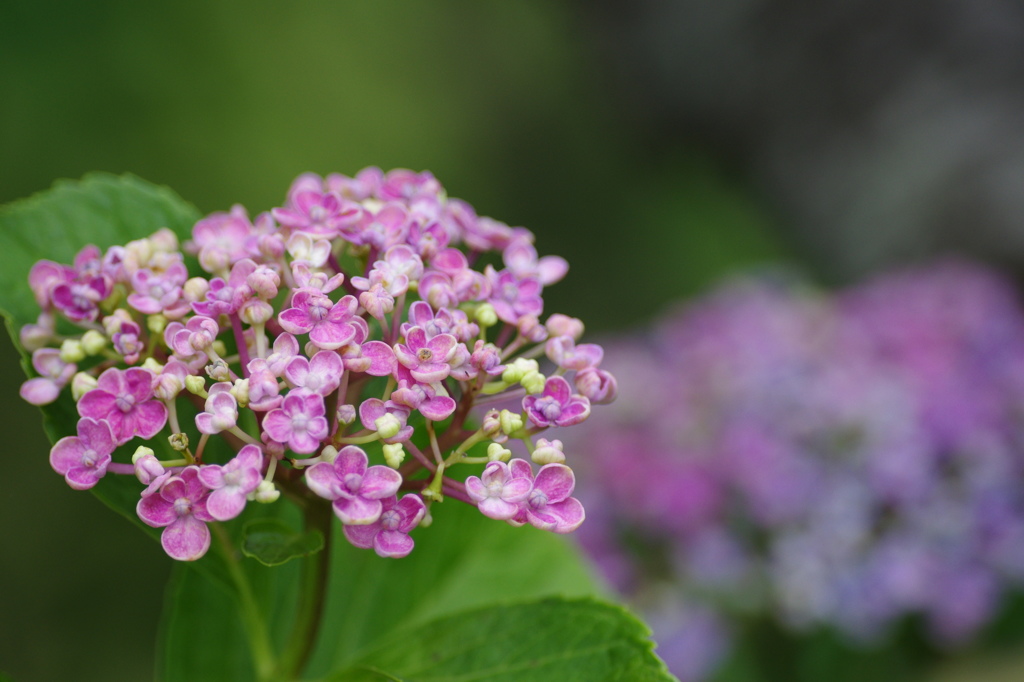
left=77, top=389, right=116, bottom=420
left=49, top=437, right=85, bottom=475
left=554, top=399, right=590, bottom=427
left=528, top=497, right=585, bottom=534
left=207, top=488, right=247, bottom=521
left=197, top=464, right=226, bottom=489
left=134, top=400, right=169, bottom=438
left=342, top=523, right=378, bottom=549
left=95, top=367, right=126, bottom=395
left=262, top=409, right=292, bottom=443
left=478, top=497, right=520, bottom=520
left=290, top=429, right=323, bottom=455
left=137, top=495, right=177, bottom=527
left=20, top=378, right=60, bottom=405
left=359, top=466, right=403, bottom=498
left=544, top=376, right=571, bottom=404
left=361, top=341, right=397, bottom=376
left=533, top=464, right=576, bottom=503
left=373, top=529, right=415, bottom=558
left=465, top=476, right=487, bottom=502
left=419, top=395, right=456, bottom=421
left=502, top=477, right=533, bottom=503
left=335, top=446, right=369, bottom=477
left=334, top=495, right=383, bottom=525
left=310, top=321, right=356, bottom=349
left=393, top=495, right=427, bottom=531
left=124, top=368, right=155, bottom=401
left=161, top=515, right=211, bottom=561
left=279, top=307, right=314, bottom=334
left=283, top=356, right=310, bottom=387
left=305, top=462, right=340, bottom=500
left=65, top=460, right=109, bottom=490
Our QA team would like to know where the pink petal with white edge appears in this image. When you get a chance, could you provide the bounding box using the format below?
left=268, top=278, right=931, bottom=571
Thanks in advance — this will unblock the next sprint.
left=478, top=497, right=521, bottom=520
left=49, top=436, right=86, bottom=476
left=305, top=462, right=342, bottom=500
left=161, top=515, right=212, bottom=561
left=334, top=446, right=368, bottom=477
left=134, top=400, right=169, bottom=439
left=533, top=464, right=576, bottom=503
left=207, top=487, right=248, bottom=521
left=342, top=523, right=378, bottom=549
left=65, top=461, right=110, bottom=490
left=374, top=530, right=415, bottom=558
left=359, top=466, right=402, bottom=498
left=527, top=497, right=585, bottom=534
left=334, top=495, right=383, bottom=525
left=137, top=494, right=178, bottom=527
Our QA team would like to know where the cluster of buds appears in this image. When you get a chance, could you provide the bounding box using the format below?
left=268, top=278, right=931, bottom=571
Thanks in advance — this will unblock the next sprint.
left=20, top=168, right=616, bottom=561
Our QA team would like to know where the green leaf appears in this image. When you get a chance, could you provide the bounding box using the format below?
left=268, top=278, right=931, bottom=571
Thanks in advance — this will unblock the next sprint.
left=303, top=499, right=607, bottom=678
left=0, top=172, right=200, bottom=328
left=242, top=518, right=325, bottom=567
left=330, top=597, right=676, bottom=682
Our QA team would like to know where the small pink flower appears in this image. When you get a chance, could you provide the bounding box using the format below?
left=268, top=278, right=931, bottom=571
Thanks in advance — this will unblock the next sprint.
left=343, top=494, right=426, bottom=558
left=127, top=263, right=187, bottom=314
left=262, top=391, right=329, bottom=454
left=393, top=327, right=458, bottom=383
left=137, top=466, right=214, bottom=561
left=465, top=461, right=533, bottom=520
left=522, top=376, right=591, bottom=428
left=265, top=333, right=300, bottom=376
left=485, top=266, right=543, bottom=324
left=49, top=417, right=116, bottom=490
left=359, top=399, right=413, bottom=443
left=305, top=446, right=403, bottom=524
left=272, top=190, right=362, bottom=238
left=77, top=367, right=167, bottom=444
left=197, top=444, right=264, bottom=521
left=284, top=350, right=344, bottom=396
left=246, top=358, right=284, bottom=411
left=278, top=291, right=360, bottom=350
left=507, top=459, right=585, bottom=533
left=390, top=366, right=456, bottom=421
left=19, top=348, right=76, bottom=405
left=545, top=335, right=604, bottom=370
left=575, top=367, right=617, bottom=404
left=195, top=382, right=239, bottom=434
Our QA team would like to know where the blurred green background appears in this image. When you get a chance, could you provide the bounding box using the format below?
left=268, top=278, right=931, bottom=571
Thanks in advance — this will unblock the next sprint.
left=6, top=1, right=1012, bottom=681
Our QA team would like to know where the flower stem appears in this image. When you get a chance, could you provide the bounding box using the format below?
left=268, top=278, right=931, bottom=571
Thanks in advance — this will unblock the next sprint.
left=212, top=523, right=276, bottom=682
left=276, top=500, right=333, bottom=679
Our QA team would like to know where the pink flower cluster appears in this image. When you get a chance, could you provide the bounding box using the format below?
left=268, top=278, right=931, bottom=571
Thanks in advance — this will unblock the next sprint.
left=21, top=168, right=615, bottom=561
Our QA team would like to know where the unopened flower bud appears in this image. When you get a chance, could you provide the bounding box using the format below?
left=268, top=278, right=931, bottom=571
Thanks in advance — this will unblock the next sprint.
left=499, top=409, right=524, bottom=435
left=211, top=340, right=227, bottom=357
left=521, top=370, right=546, bottom=395
left=383, top=443, right=406, bottom=468
left=336, top=404, right=357, bottom=425
left=517, top=315, right=548, bottom=343
left=19, top=322, right=53, bottom=351
left=253, top=480, right=280, bottom=504
left=375, top=413, right=402, bottom=440
left=532, top=438, right=565, bottom=464
left=149, top=227, right=179, bottom=253
left=185, top=375, right=208, bottom=397
left=71, top=372, right=98, bottom=400
left=575, top=367, right=617, bottom=404
left=247, top=266, right=280, bottom=300
left=231, top=379, right=250, bottom=408
left=133, top=447, right=165, bottom=485
left=80, top=330, right=108, bottom=355
left=487, top=443, right=512, bottom=462
left=155, top=373, right=183, bottom=401
left=142, top=357, right=164, bottom=373
left=481, top=409, right=502, bottom=437
left=475, top=303, right=498, bottom=328
left=183, top=277, right=210, bottom=302
left=147, top=314, right=168, bottom=336
left=258, top=234, right=285, bottom=260
left=546, top=313, right=584, bottom=340
left=168, top=433, right=190, bottom=451
left=501, top=357, right=538, bottom=384
left=102, top=309, right=132, bottom=335
left=205, top=360, right=231, bottom=382
left=60, top=339, right=86, bottom=363
left=199, top=246, right=231, bottom=274
left=239, top=299, right=273, bottom=326
left=319, top=445, right=339, bottom=464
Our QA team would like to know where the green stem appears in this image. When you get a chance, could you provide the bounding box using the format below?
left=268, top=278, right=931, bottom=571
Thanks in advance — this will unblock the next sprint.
left=213, top=524, right=277, bottom=682
left=276, top=500, right=333, bottom=679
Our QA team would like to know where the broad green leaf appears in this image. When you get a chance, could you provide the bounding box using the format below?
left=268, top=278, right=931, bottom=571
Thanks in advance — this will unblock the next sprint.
left=0, top=173, right=200, bottom=327
left=243, top=518, right=325, bottom=567
left=330, top=597, right=676, bottom=682
left=304, top=500, right=606, bottom=677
